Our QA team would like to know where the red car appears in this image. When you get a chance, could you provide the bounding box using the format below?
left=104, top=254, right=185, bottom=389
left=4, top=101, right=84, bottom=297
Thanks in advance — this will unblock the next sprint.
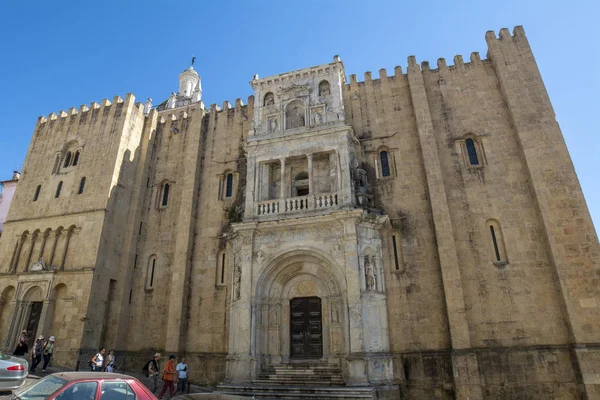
left=12, top=372, right=158, bottom=400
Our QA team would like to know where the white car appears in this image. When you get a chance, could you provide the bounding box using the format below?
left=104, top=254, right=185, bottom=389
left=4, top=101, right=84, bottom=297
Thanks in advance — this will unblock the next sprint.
left=0, top=352, right=28, bottom=391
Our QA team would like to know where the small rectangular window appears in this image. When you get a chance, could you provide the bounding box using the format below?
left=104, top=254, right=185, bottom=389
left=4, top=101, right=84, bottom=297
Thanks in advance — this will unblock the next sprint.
left=33, top=185, right=41, bottom=202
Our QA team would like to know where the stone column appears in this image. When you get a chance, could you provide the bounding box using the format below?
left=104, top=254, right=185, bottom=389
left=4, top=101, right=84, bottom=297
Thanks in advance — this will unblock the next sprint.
left=10, top=237, right=23, bottom=273
left=24, top=232, right=37, bottom=272
left=59, top=229, right=73, bottom=270
left=38, top=231, right=50, bottom=262
left=279, top=157, right=286, bottom=199
left=37, top=299, right=55, bottom=339
left=307, top=154, right=314, bottom=195
left=48, top=231, right=60, bottom=267
left=1, top=299, right=18, bottom=350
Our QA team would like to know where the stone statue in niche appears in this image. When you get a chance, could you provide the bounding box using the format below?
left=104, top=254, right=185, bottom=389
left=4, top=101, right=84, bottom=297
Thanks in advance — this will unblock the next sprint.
left=255, top=250, right=264, bottom=265
left=264, top=92, right=275, bottom=106
left=268, top=118, right=278, bottom=133
left=331, top=303, right=339, bottom=323
left=365, top=255, right=377, bottom=291
left=234, top=264, right=241, bottom=300
left=285, top=101, right=305, bottom=129
left=313, top=111, right=324, bottom=126
left=319, top=81, right=330, bottom=96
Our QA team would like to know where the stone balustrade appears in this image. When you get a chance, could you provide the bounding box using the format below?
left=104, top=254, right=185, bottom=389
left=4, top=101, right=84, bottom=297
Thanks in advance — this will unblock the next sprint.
left=256, top=193, right=339, bottom=216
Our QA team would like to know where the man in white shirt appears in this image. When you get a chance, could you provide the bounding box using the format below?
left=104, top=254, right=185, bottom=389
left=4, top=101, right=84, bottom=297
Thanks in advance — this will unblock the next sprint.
left=176, top=357, right=188, bottom=393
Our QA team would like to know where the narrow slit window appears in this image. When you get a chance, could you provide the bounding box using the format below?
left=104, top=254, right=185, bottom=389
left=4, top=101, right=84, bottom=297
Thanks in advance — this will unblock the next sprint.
left=392, top=235, right=400, bottom=270
left=55, top=181, right=63, bottom=198
left=149, top=258, right=156, bottom=288
left=128, top=289, right=132, bottom=304
left=380, top=151, right=390, bottom=177
left=33, top=185, right=41, bottom=201
left=490, top=225, right=501, bottom=261
left=134, top=254, right=138, bottom=268
left=225, top=174, right=233, bottom=198
left=221, top=253, right=226, bottom=284
left=161, top=183, right=170, bottom=207
left=72, top=151, right=80, bottom=166
left=78, top=177, right=86, bottom=194
left=64, top=152, right=72, bottom=168
left=466, top=138, right=479, bottom=165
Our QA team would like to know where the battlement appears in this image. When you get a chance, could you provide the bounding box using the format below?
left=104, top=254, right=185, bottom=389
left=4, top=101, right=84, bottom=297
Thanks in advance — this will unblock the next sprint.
left=37, top=93, right=143, bottom=125
left=206, top=96, right=254, bottom=115
left=344, top=26, right=525, bottom=85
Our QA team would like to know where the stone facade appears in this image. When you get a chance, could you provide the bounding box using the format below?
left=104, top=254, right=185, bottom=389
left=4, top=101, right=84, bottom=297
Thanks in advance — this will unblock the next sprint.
left=0, top=27, right=598, bottom=399
left=0, top=172, right=20, bottom=236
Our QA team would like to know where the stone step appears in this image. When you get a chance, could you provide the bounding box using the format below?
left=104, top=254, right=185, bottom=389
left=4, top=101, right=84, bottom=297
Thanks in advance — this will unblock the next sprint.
left=253, top=378, right=345, bottom=386
left=217, top=383, right=375, bottom=400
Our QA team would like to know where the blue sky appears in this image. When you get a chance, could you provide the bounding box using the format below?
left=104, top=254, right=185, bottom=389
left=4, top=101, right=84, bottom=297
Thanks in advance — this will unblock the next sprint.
left=0, top=0, right=598, bottom=233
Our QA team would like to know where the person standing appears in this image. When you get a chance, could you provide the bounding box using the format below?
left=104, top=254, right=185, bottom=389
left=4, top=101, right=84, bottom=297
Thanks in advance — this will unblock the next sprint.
left=41, top=336, right=55, bottom=372
left=105, top=349, right=116, bottom=372
left=143, top=353, right=161, bottom=393
left=13, top=338, right=29, bottom=357
left=157, top=354, right=176, bottom=399
left=176, top=357, right=188, bottom=394
left=90, top=347, right=105, bottom=372
left=30, top=336, right=44, bottom=372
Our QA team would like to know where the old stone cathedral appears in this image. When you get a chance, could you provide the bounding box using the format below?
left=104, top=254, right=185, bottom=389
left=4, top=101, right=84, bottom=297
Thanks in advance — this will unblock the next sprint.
left=0, top=27, right=598, bottom=399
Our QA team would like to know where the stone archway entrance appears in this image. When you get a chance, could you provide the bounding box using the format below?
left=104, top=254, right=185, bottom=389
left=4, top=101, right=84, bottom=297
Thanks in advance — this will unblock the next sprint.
left=290, top=296, right=322, bottom=359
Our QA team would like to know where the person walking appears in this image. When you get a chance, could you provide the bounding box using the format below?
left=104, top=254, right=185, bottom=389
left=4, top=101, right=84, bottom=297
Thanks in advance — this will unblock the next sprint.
left=175, top=357, right=188, bottom=394
left=41, top=336, right=55, bottom=372
left=157, top=354, right=176, bottom=399
left=30, top=335, right=44, bottom=373
left=13, top=337, right=29, bottom=357
left=90, top=347, right=105, bottom=372
left=142, top=353, right=161, bottom=393
left=105, top=349, right=116, bottom=372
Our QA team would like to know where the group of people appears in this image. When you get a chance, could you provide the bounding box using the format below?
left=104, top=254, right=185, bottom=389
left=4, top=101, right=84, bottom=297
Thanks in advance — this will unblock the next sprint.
left=89, top=347, right=116, bottom=372
left=12, top=330, right=56, bottom=373
left=143, top=353, right=189, bottom=399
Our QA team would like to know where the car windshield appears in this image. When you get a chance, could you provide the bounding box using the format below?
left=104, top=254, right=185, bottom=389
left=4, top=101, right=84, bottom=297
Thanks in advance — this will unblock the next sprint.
left=13, top=376, right=68, bottom=400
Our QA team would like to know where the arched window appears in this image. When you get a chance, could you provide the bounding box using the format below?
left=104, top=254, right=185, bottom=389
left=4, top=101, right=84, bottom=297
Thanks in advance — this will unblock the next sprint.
left=63, top=152, right=72, bottom=168
left=285, top=100, right=305, bottom=129
left=487, top=219, right=507, bottom=264
left=225, top=174, right=234, bottom=198
left=146, top=256, right=157, bottom=290
left=55, top=181, right=63, bottom=198
left=263, top=92, right=275, bottom=106
left=160, top=183, right=170, bottom=208
left=78, top=177, right=86, bottom=194
left=319, top=80, right=330, bottom=96
left=33, top=185, right=41, bottom=202
left=465, top=138, right=479, bottom=166
left=72, top=151, right=80, bottom=166
left=380, top=151, right=390, bottom=177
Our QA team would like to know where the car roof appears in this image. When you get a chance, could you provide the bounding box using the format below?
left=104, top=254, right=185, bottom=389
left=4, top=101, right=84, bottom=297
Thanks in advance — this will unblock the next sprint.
left=51, top=372, right=135, bottom=381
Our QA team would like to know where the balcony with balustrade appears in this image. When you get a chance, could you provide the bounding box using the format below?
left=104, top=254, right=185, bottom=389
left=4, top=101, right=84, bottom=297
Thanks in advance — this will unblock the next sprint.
left=247, top=151, right=352, bottom=220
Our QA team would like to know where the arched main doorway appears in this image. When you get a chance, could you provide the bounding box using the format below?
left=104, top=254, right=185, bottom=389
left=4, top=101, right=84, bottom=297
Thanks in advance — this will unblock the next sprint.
left=253, top=250, right=347, bottom=368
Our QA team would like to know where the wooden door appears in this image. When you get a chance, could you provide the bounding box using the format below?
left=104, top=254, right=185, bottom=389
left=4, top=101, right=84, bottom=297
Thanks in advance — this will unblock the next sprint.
left=290, top=297, right=323, bottom=359
left=26, top=302, right=43, bottom=346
